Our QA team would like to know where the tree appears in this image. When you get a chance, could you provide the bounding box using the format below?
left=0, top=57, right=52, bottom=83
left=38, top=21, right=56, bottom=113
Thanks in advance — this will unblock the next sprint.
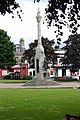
left=0, top=0, right=22, bottom=20
left=61, top=33, right=80, bottom=71
left=23, top=37, right=57, bottom=68
left=0, top=29, right=16, bottom=69
left=34, top=0, right=80, bottom=44
left=1, top=0, right=80, bottom=44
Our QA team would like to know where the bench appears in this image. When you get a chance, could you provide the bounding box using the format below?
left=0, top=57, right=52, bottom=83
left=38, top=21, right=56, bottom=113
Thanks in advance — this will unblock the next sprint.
left=65, top=114, right=80, bottom=120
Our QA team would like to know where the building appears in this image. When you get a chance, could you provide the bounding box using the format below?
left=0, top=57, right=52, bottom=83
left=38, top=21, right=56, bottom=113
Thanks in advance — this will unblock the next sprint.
left=14, top=38, right=25, bottom=65
left=13, top=38, right=29, bottom=76
left=54, top=49, right=66, bottom=77
left=54, top=49, right=80, bottom=79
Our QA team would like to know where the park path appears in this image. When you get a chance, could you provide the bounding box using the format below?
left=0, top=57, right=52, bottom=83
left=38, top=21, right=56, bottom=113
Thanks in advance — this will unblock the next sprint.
left=0, top=82, right=80, bottom=88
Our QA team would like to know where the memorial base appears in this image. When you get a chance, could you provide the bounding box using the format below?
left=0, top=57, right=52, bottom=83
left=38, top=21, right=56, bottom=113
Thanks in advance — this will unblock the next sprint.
left=23, top=78, right=59, bottom=86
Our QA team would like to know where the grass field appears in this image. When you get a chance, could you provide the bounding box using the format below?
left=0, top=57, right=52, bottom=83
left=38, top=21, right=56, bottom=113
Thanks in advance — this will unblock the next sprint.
left=0, top=79, right=79, bottom=83
left=0, top=88, right=80, bottom=120
left=0, top=79, right=28, bottom=83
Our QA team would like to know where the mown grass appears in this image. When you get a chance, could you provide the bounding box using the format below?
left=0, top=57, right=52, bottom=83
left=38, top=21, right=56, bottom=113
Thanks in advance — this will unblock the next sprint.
left=0, top=79, right=28, bottom=83
left=0, top=79, right=80, bottom=83
left=0, top=88, right=80, bottom=120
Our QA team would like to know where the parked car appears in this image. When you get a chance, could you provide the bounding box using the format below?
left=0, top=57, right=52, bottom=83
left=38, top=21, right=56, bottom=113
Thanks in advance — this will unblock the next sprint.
left=68, top=75, right=79, bottom=80
left=3, top=72, right=14, bottom=79
left=3, top=71, right=24, bottom=80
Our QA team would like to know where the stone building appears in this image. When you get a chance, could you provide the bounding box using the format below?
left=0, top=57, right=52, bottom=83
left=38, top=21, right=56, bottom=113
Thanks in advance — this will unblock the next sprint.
left=14, top=38, right=25, bottom=65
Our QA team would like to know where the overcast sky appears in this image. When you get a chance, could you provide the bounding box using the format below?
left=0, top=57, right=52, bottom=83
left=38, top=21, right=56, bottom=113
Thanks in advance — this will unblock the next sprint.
left=0, top=0, right=70, bottom=49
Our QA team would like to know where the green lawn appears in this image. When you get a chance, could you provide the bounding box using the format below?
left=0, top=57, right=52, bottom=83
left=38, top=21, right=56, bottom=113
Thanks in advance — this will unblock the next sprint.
left=0, top=79, right=79, bottom=83
left=0, top=89, right=80, bottom=120
left=0, top=79, right=28, bottom=83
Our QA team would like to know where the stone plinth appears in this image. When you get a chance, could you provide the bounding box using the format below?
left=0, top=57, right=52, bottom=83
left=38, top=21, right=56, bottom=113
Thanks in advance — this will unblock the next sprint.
left=35, top=44, right=45, bottom=80
left=24, top=79, right=59, bottom=86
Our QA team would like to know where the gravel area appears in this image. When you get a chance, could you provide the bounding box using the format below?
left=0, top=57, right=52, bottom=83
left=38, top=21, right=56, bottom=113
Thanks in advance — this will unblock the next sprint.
left=0, top=82, right=80, bottom=88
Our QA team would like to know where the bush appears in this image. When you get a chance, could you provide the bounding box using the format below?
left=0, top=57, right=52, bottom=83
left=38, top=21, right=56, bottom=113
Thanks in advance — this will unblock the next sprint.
left=54, top=77, right=78, bottom=82
left=23, top=75, right=32, bottom=80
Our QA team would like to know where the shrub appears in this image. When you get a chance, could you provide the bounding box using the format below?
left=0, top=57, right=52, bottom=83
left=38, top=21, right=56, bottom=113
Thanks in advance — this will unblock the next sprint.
left=23, top=75, right=32, bottom=80
left=54, top=77, right=78, bottom=82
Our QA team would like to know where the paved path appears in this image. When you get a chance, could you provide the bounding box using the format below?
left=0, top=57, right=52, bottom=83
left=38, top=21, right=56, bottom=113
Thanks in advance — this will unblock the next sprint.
left=0, top=82, right=80, bottom=88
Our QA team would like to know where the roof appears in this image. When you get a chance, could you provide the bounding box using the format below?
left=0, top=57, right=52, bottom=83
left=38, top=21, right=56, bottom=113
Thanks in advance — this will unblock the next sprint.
left=12, top=65, right=21, bottom=68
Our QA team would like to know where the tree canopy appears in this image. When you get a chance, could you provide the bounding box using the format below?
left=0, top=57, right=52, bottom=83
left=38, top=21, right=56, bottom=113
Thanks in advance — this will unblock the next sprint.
left=0, top=29, right=16, bottom=69
left=1, top=0, right=80, bottom=44
left=35, top=0, right=80, bottom=44
left=23, top=37, right=57, bottom=68
left=61, top=33, right=80, bottom=71
left=0, top=0, right=22, bottom=20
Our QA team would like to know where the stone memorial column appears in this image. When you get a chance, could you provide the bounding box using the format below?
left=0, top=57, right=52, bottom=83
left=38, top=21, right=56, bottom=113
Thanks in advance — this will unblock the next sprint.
left=35, top=8, right=45, bottom=80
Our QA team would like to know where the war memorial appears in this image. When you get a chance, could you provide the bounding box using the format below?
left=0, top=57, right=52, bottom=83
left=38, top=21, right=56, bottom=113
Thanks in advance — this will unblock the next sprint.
left=24, top=8, right=59, bottom=86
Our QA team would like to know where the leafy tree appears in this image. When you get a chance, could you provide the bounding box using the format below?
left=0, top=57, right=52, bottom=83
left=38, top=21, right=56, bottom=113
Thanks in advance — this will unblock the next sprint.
left=0, top=29, right=16, bottom=69
left=1, top=0, right=80, bottom=44
left=61, top=33, right=80, bottom=71
left=35, top=0, right=80, bottom=44
left=0, top=0, right=23, bottom=20
left=23, top=37, right=57, bottom=68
